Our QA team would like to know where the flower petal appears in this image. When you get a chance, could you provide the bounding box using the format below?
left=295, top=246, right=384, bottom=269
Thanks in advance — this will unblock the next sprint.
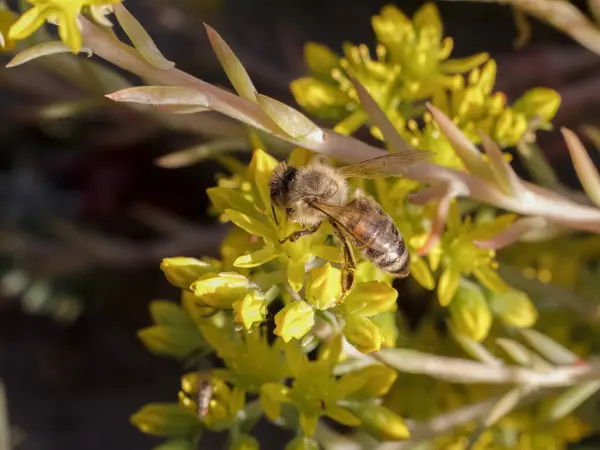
left=287, top=258, right=306, bottom=292
left=224, top=209, right=276, bottom=243
left=234, top=246, right=279, bottom=268
left=437, top=267, right=460, bottom=307
left=326, top=405, right=361, bottom=426
left=8, top=5, right=49, bottom=40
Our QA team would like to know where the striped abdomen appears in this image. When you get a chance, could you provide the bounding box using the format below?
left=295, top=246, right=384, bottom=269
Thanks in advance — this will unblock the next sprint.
left=349, top=213, right=410, bottom=278
left=363, top=227, right=410, bottom=277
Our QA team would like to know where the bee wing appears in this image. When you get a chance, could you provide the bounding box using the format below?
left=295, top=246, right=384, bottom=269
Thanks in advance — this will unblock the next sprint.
left=337, top=150, right=432, bottom=179
left=311, top=201, right=392, bottom=253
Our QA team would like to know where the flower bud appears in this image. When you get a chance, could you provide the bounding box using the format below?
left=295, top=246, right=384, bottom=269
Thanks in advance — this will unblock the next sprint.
left=338, top=364, right=397, bottom=400
left=348, top=403, right=410, bottom=441
left=344, top=281, right=398, bottom=317
left=274, top=301, right=315, bottom=343
left=304, top=42, right=339, bottom=77
left=191, top=272, right=249, bottom=309
left=233, top=292, right=268, bottom=329
left=290, top=78, right=350, bottom=120
left=513, top=87, right=561, bottom=123
left=449, top=281, right=492, bottom=342
left=306, top=263, right=341, bottom=310
left=130, top=403, right=200, bottom=437
left=230, top=435, right=259, bottom=450
left=489, top=289, right=538, bottom=328
left=160, top=257, right=219, bottom=290
left=344, top=315, right=382, bottom=353
left=285, top=436, right=319, bottom=450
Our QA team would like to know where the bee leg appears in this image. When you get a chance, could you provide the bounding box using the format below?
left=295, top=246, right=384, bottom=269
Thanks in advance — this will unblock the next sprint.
left=271, top=204, right=280, bottom=226
left=331, top=223, right=356, bottom=303
left=278, top=223, right=321, bottom=244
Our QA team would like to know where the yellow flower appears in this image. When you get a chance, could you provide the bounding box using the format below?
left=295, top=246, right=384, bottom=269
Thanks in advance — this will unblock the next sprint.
left=274, top=301, right=315, bottom=343
left=343, top=281, right=398, bottom=317
left=233, top=292, right=268, bottom=329
left=346, top=403, right=410, bottom=441
left=448, top=281, right=492, bottom=342
left=190, top=272, right=249, bottom=309
left=160, top=257, right=220, bottom=290
left=343, top=315, right=382, bottom=353
left=9, top=0, right=123, bottom=52
left=261, top=341, right=362, bottom=437
left=489, top=289, right=538, bottom=328
left=306, top=263, right=341, bottom=310
left=437, top=203, right=513, bottom=307
left=199, top=325, right=289, bottom=391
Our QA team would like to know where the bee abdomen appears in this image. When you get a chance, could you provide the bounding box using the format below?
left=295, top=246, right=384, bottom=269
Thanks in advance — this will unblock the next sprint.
left=364, top=238, right=410, bottom=278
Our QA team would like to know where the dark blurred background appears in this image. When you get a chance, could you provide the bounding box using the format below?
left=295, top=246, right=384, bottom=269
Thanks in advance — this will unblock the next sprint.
left=1, top=0, right=600, bottom=448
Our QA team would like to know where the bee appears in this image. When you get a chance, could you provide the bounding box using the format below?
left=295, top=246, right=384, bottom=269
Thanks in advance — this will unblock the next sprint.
left=195, top=376, right=213, bottom=418
left=179, top=371, right=213, bottom=418
left=269, top=150, right=431, bottom=299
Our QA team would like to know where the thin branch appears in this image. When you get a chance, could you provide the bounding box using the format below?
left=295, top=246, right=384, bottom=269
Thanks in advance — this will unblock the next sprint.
left=74, top=18, right=600, bottom=235
left=375, top=348, right=600, bottom=387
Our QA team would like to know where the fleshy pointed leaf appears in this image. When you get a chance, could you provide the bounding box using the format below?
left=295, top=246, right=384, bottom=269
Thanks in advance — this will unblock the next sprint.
left=480, top=132, right=523, bottom=194
left=114, top=3, right=175, bottom=70
left=562, top=127, right=600, bottom=208
left=155, top=138, right=249, bottom=169
left=155, top=105, right=210, bottom=114
left=106, top=86, right=208, bottom=108
left=496, top=338, right=552, bottom=370
left=450, top=327, right=503, bottom=366
left=483, top=387, right=528, bottom=427
left=256, top=94, right=324, bottom=141
left=546, top=380, right=600, bottom=421
left=475, top=217, right=549, bottom=250
left=350, top=76, right=420, bottom=155
left=376, top=348, right=511, bottom=384
left=6, top=41, right=92, bottom=67
left=205, top=24, right=257, bottom=102
left=520, top=329, right=580, bottom=365
left=427, top=103, right=494, bottom=179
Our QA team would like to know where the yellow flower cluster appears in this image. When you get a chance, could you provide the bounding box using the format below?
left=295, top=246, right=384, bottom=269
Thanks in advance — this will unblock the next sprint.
left=6, top=0, right=122, bottom=52
left=291, top=2, right=560, bottom=158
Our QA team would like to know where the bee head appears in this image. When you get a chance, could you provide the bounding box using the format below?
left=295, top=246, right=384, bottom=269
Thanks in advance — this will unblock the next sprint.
left=269, top=162, right=298, bottom=207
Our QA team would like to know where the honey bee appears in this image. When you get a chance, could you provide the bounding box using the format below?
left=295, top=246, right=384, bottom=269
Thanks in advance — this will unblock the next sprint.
left=269, top=150, right=431, bottom=299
